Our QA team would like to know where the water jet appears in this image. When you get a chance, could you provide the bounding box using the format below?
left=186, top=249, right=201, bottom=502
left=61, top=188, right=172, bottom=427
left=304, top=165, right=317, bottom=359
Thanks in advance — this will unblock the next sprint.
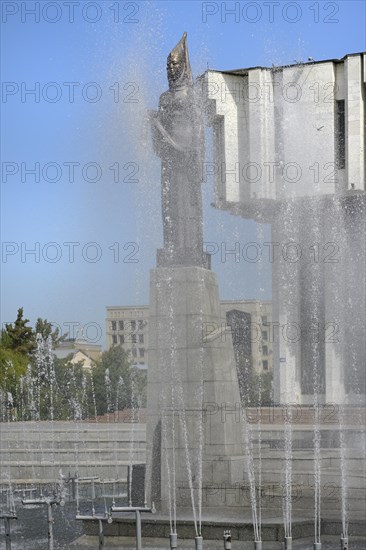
left=1, top=30, right=366, bottom=550
left=284, top=536, right=292, bottom=549
left=169, top=531, right=178, bottom=549
left=194, top=535, right=203, bottom=550
left=223, top=530, right=232, bottom=549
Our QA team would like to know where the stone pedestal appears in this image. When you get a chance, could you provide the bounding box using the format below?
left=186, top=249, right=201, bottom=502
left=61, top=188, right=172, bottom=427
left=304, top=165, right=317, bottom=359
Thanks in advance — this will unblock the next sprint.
left=146, top=266, right=245, bottom=514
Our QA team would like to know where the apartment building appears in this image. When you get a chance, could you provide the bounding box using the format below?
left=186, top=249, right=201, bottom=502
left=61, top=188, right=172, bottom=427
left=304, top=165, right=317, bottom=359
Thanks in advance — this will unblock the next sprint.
left=106, top=301, right=272, bottom=373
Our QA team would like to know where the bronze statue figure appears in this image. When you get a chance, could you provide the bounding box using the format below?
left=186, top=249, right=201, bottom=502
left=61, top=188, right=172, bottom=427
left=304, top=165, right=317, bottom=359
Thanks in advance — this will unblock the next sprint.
left=150, top=32, right=208, bottom=268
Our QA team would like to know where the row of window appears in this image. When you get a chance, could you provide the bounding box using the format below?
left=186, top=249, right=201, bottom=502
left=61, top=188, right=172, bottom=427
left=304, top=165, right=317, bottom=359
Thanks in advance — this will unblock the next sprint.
left=112, top=334, right=144, bottom=345
left=112, top=328, right=268, bottom=345
left=112, top=319, right=271, bottom=332
left=110, top=320, right=146, bottom=332
left=112, top=330, right=268, bottom=347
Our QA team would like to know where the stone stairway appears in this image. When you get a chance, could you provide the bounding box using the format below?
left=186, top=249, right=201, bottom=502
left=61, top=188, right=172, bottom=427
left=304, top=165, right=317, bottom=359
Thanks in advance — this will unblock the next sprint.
left=0, top=421, right=146, bottom=484
left=0, top=420, right=365, bottom=521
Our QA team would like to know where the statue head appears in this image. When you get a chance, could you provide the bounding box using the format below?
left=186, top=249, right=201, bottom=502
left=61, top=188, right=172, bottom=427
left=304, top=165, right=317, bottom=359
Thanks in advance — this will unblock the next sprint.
left=167, top=32, right=193, bottom=91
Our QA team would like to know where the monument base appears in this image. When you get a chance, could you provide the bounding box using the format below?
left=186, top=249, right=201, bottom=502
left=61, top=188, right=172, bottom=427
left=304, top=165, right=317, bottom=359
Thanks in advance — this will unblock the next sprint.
left=157, top=248, right=211, bottom=269
left=146, top=265, right=245, bottom=514
left=79, top=517, right=366, bottom=541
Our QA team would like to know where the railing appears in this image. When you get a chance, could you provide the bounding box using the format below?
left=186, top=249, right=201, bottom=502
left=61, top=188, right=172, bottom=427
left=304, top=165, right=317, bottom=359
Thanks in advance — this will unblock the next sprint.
left=0, top=512, right=17, bottom=550
left=21, top=495, right=65, bottom=550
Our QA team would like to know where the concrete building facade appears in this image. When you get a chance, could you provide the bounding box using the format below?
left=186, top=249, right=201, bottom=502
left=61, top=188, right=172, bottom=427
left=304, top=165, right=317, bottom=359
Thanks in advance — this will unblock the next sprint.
left=203, top=53, right=366, bottom=404
left=106, top=306, right=149, bottom=367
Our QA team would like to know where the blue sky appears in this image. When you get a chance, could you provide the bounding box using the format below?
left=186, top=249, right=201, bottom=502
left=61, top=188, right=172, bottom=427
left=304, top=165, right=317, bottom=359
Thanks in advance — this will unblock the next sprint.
left=1, top=0, right=365, bottom=346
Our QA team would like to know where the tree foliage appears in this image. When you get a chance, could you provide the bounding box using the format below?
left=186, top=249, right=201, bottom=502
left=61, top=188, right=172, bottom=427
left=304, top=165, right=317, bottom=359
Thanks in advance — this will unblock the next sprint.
left=1, top=311, right=147, bottom=421
left=0, top=309, right=67, bottom=414
left=0, top=308, right=34, bottom=402
left=92, top=345, right=147, bottom=416
left=0, top=309, right=68, bottom=394
left=2, top=308, right=35, bottom=355
left=0, top=347, right=28, bottom=398
left=35, top=318, right=67, bottom=347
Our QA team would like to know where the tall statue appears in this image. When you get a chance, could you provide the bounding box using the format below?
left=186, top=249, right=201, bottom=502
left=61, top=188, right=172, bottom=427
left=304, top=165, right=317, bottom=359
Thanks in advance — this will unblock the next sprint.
left=150, top=32, right=209, bottom=268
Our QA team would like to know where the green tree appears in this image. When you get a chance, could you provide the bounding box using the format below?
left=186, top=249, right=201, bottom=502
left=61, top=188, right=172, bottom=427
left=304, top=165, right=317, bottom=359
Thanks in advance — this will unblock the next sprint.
left=92, top=345, right=147, bottom=416
left=1, top=311, right=149, bottom=422
left=0, top=347, right=28, bottom=397
left=2, top=308, right=36, bottom=355
left=35, top=318, right=67, bottom=347
left=0, top=310, right=67, bottom=418
left=51, top=355, right=85, bottom=420
left=0, top=309, right=34, bottom=404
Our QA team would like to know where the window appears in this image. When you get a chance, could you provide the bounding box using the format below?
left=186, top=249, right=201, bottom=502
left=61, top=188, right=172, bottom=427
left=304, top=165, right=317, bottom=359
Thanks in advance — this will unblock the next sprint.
left=112, top=335, right=117, bottom=345
left=138, top=320, right=144, bottom=330
left=139, top=334, right=144, bottom=344
left=139, top=348, right=145, bottom=358
left=131, top=334, right=137, bottom=344
left=261, top=316, right=268, bottom=326
left=263, top=345, right=268, bottom=356
left=262, top=360, right=268, bottom=371
left=262, top=331, right=268, bottom=341
left=336, top=100, right=345, bottom=169
left=119, top=335, right=124, bottom=344
left=132, top=348, right=137, bottom=358
left=119, top=320, right=124, bottom=331
left=130, top=320, right=136, bottom=331
left=111, top=321, right=116, bottom=331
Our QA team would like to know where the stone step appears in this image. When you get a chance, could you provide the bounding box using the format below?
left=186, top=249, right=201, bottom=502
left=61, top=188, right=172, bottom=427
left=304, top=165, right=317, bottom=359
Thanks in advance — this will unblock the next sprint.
left=0, top=446, right=146, bottom=463
left=0, top=444, right=146, bottom=455
left=0, top=444, right=145, bottom=454
left=0, top=426, right=146, bottom=432
left=200, top=492, right=366, bottom=514
left=80, top=516, right=366, bottom=541
left=0, top=459, right=144, bottom=468
left=240, top=466, right=365, bottom=483
left=248, top=449, right=365, bottom=459
left=244, top=497, right=366, bottom=514
left=0, top=433, right=146, bottom=441
left=227, top=486, right=366, bottom=504
left=1, top=478, right=128, bottom=485
left=245, top=457, right=365, bottom=472
left=0, top=463, right=137, bottom=482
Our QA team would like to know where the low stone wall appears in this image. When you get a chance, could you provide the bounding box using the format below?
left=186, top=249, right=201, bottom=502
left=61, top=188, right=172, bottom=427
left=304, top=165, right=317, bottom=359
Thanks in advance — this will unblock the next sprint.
left=90, top=409, right=147, bottom=423
left=82, top=517, right=366, bottom=541
left=0, top=421, right=146, bottom=484
left=219, top=405, right=365, bottom=426
left=0, top=417, right=364, bottom=522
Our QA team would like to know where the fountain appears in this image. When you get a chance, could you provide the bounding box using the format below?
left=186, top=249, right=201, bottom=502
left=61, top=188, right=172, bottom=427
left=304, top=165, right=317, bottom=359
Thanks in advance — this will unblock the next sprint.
left=202, top=49, right=365, bottom=548
left=136, top=38, right=366, bottom=549
left=145, top=33, right=245, bottom=539
left=1, top=35, right=365, bottom=550
left=223, top=530, right=232, bottom=549
left=0, top=486, right=17, bottom=550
